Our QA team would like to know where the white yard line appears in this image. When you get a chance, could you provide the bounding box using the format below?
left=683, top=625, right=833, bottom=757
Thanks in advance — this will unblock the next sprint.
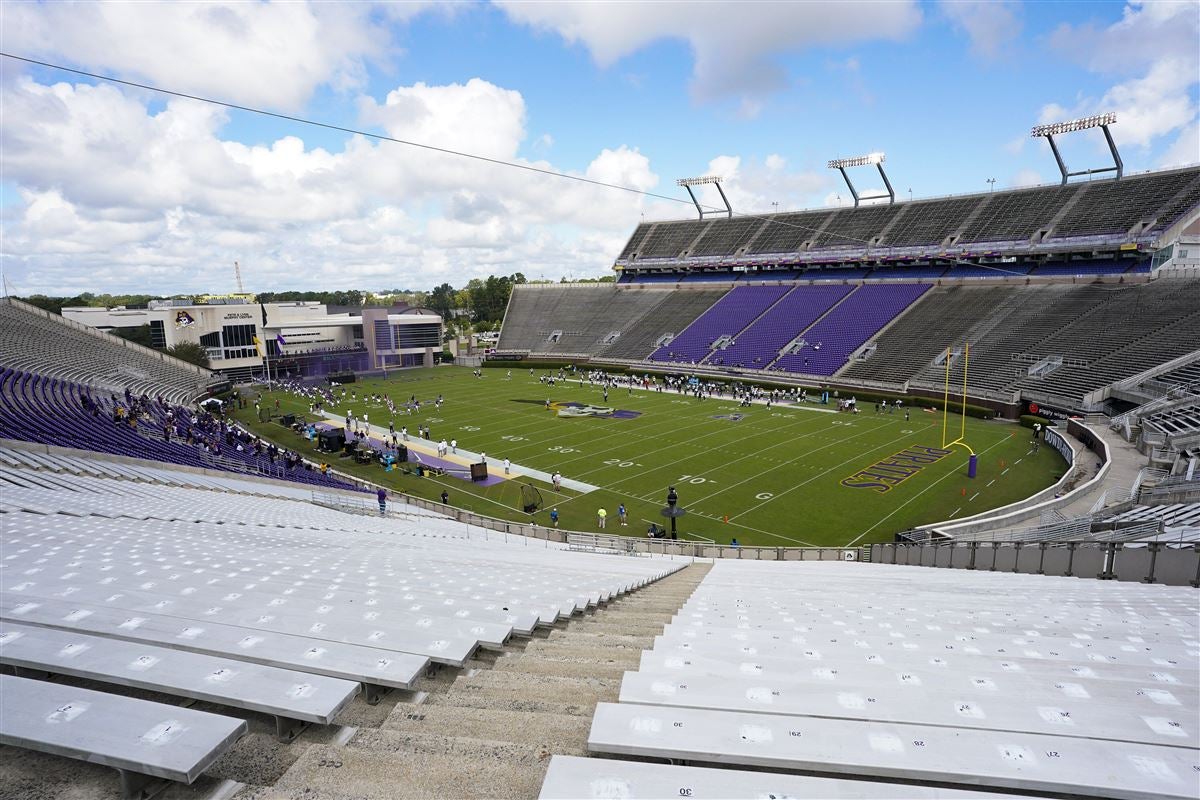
left=843, top=435, right=1011, bottom=547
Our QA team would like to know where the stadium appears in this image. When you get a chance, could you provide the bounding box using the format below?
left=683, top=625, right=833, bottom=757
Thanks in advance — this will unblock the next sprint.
left=1, top=5, right=1199, bottom=800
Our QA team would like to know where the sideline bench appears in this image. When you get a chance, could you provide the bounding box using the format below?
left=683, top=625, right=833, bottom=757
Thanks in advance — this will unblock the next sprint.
left=0, top=674, right=246, bottom=800
left=0, top=622, right=359, bottom=742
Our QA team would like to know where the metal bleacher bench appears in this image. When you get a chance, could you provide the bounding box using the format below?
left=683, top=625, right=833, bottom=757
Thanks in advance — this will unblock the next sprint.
left=1, top=594, right=427, bottom=705
left=0, top=621, right=360, bottom=742
left=0, top=674, right=246, bottom=800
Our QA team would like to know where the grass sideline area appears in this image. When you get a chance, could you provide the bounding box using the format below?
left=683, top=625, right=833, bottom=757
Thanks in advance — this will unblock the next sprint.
left=232, top=366, right=1066, bottom=547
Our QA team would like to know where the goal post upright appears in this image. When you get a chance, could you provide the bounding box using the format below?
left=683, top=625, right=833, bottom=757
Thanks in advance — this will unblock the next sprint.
left=941, top=342, right=977, bottom=477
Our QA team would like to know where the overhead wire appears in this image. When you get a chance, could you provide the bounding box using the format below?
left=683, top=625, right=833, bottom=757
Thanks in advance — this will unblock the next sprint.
left=2, top=52, right=1064, bottom=275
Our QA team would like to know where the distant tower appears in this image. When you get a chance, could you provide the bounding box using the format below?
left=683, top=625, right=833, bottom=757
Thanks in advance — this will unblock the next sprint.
left=233, top=260, right=245, bottom=293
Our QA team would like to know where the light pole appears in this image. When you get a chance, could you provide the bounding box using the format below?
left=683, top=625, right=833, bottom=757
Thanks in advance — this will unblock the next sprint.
left=771, top=201, right=779, bottom=214
left=987, top=177, right=996, bottom=193
left=907, top=188, right=913, bottom=202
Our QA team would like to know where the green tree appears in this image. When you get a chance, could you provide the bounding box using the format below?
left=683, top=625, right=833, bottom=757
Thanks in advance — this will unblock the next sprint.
left=165, top=341, right=211, bottom=368
left=428, top=282, right=456, bottom=320
left=112, top=324, right=154, bottom=348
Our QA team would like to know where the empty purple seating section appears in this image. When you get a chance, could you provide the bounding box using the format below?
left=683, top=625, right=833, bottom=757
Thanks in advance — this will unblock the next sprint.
left=773, top=283, right=932, bottom=375
left=709, top=285, right=852, bottom=368
left=650, top=286, right=790, bottom=364
left=0, top=368, right=364, bottom=493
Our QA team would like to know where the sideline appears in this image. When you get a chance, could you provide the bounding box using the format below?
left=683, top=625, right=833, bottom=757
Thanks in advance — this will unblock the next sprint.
left=319, top=413, right=601, bottom=494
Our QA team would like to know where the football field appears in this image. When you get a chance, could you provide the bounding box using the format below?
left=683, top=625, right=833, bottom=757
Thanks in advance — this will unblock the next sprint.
left=235, top=366, right=1065, bottom=547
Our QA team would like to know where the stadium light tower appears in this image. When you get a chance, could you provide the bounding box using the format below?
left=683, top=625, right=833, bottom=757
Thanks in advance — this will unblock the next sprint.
left=1031, top=112, right=1122, bottom=185
left=676, top=176, right=732, bottom=219
left=827, top=152, right=894, bottom=207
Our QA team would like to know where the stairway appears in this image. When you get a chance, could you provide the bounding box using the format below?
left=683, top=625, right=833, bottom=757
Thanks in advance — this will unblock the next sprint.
left=234, top=561, right=712, bottom=799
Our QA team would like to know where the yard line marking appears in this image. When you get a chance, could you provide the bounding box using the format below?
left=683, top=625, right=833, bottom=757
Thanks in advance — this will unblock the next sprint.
left=730, top=424, right=922, bottom=521
left=1001, top=468, right=1009, bottom=475
left=968, top=492, right=980, bottom=502
left=948, top=507, right=962, bottom=519
left=986, top=479, right=995, bottom=487
left=1014, top=458, right=1023, bottom=464
left=843, top=434, right=1012, bottom=547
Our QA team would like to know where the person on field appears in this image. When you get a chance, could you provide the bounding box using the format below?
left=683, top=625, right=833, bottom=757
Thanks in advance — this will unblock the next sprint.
left=550, top=508, right=559, bottom=527
left=597, top=507, right=607, bottom=529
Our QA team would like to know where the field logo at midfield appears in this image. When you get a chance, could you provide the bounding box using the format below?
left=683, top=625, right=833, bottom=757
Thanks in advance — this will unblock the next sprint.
left=712, top=413, right=745, bottom=422
left=549, top=401, right=642, bottom=420
left=841, top=446, right=954, bottom=493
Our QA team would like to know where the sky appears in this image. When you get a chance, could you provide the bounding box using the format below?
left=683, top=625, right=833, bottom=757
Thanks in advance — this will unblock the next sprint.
left=1, top=0, right=1197, bottom=296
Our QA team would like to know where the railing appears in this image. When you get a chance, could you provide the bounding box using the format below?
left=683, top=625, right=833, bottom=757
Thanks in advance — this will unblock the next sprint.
left=870, top=538, right=1199, bottom=586
left=566, top=532, right=642, bottom=557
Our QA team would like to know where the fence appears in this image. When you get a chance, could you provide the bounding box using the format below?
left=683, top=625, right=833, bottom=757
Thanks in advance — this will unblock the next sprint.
left=869, top=539, right=1199, bottom=587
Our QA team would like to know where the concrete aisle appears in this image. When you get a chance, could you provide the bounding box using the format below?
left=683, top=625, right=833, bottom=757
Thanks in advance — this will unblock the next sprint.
left=222, top=560, right=712, bottom=800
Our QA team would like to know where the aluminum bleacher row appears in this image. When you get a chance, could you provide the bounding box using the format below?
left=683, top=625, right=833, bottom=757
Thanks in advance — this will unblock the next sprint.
left=616, top=166, right=1200, bottom=265
left=0, top=367, right=362, bottom=493
left=548, top=560, right=1200, bottom=800
left=0, top=452, right=684, bottom=797
left=0, top=297, right=209, bottom=405
left=1107, top=503, right=1200, bottom=534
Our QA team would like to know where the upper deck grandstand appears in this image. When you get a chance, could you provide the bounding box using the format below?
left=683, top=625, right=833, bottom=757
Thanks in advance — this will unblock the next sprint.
left=614, top=165, right=1200, bottom=272
left=497, top=166, right=1200, bottom=417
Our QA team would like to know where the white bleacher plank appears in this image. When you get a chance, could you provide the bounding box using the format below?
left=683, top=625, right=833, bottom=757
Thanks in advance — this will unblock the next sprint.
left=637, top=648, right=1200, bottom=694
left=4, top=579, right=488, bottom=665
left=588, top=702, right=1199, bottom=800
left=1, top=594, right=427, bottom=693
left=539, top=754, right=1041, bottom=800
left=617, top=669, right=1197, bottom=748
left=0, top=673, right=246, bottom=792
left=0, top=621, right=359, bottom=729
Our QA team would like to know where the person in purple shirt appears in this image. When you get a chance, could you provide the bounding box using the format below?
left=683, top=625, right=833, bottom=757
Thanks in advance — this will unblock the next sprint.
left=377, top=487, right=387, bottom=516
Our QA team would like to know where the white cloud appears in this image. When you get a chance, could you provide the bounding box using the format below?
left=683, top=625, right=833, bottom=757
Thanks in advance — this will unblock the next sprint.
left=1159, top=121, right=1199, bottom=168
left=672, top=155, right=830, bottom=217
left=1043, top=2, right=1199, bottom=154
left=0, top=72, right=664, bottom=296
left=0, top=1, right=406, bottom=111
left=940, top=0, right=1022, bottom=59
left=1009, top=169, right=1044, bottom=188
left=494, top=0, right=922, bottom=112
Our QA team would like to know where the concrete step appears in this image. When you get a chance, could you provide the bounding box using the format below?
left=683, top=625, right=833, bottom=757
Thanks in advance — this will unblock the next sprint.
left=545, top=629, right=655, bottom=647
left=426, top=691, right=595, bottom=718
left=272, top=729, right=552, bottom=799
left=450, top=670, right=618, bottom=694
left=491, top=654, right=630, bottom=681
left=521, top=641, right=644, bottom=663
left=444, top=675, right=619, bottom=706
left=383, top=703, right=589, bottom=750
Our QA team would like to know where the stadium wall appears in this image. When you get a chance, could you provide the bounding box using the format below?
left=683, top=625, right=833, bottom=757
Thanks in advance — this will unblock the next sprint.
left=869, top=540, right=1199, bottom=586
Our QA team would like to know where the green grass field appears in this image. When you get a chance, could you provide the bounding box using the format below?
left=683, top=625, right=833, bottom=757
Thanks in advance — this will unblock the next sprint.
left=233, top=366, right=1065, bottom=547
